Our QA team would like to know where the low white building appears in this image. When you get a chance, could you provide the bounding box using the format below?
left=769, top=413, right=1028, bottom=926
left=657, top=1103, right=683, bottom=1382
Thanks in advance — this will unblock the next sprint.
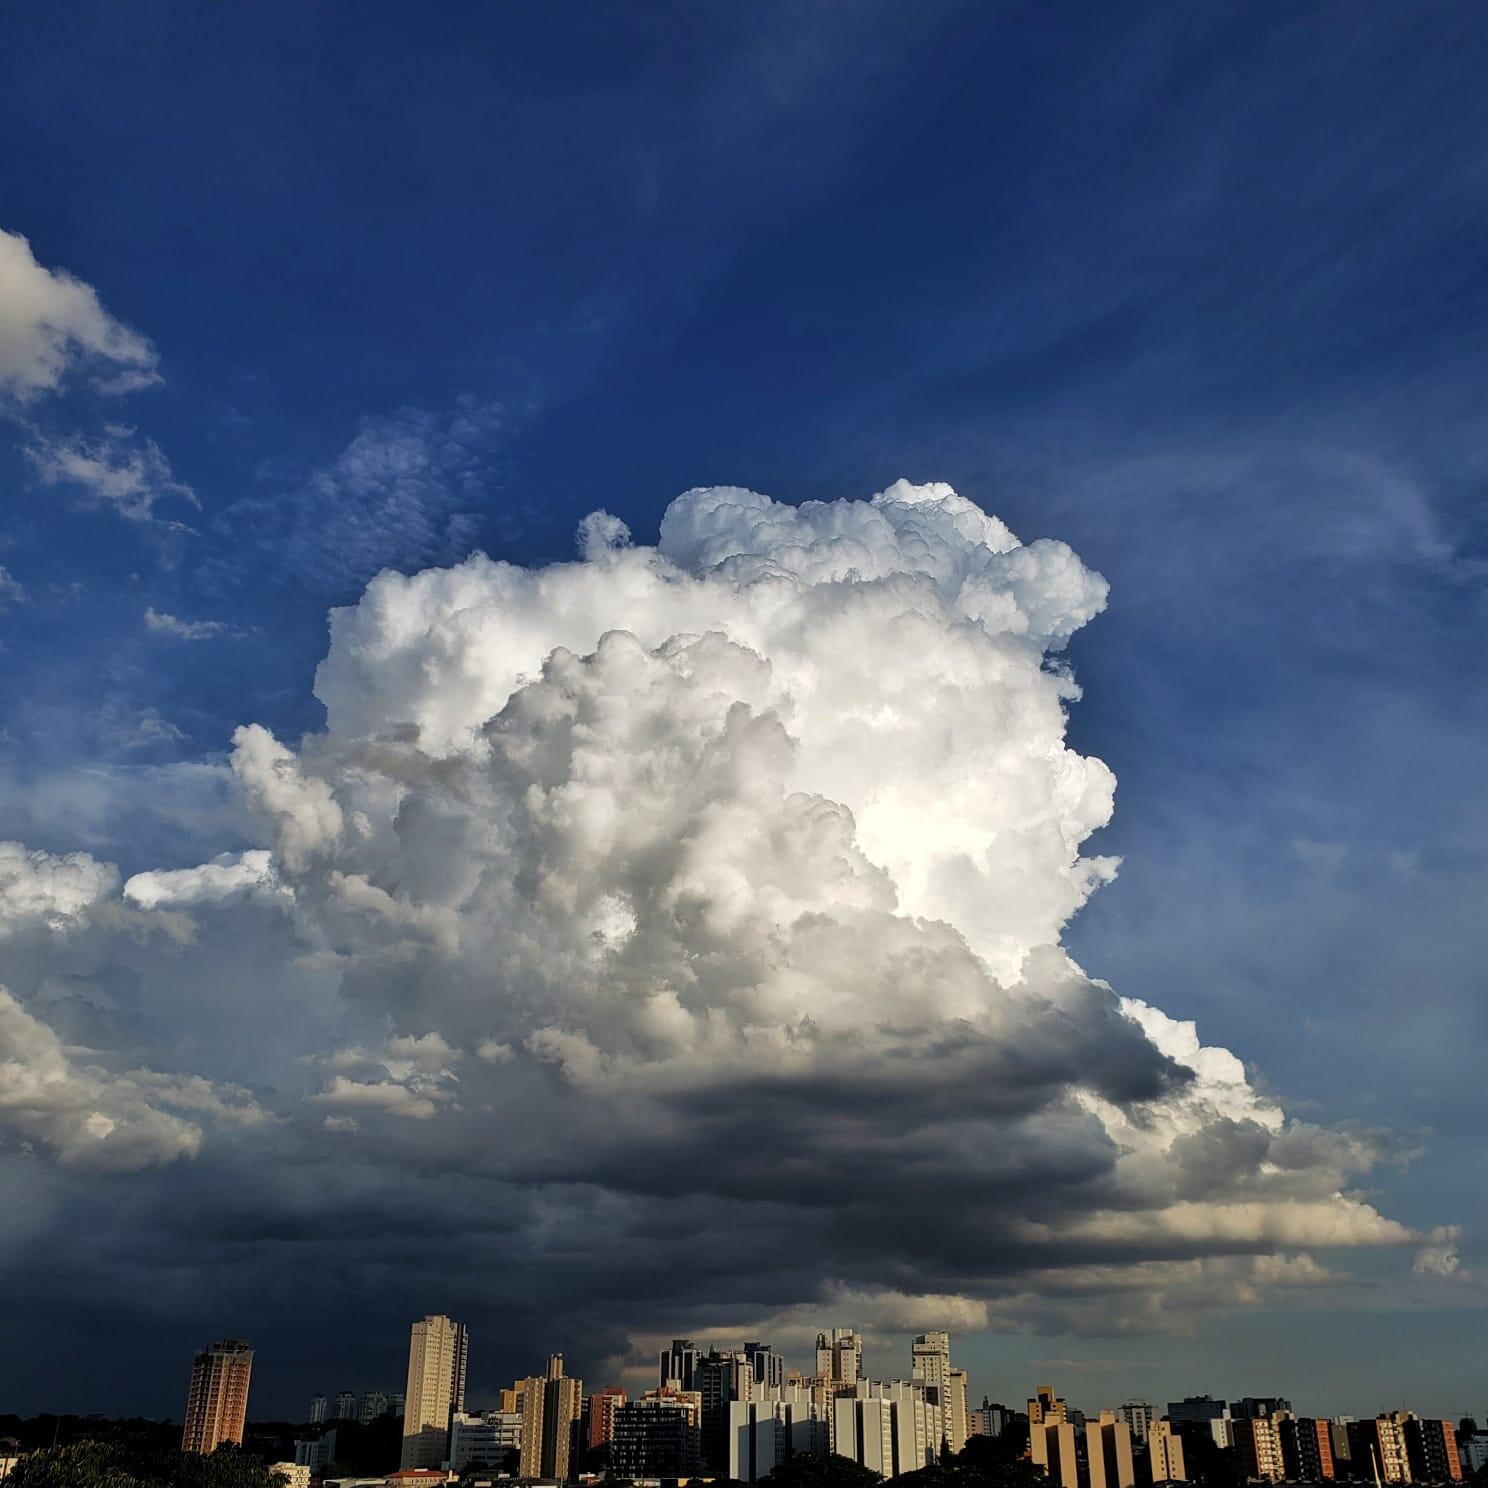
left=270, top=1463, right=312, bottom=1488
left=728, top=1399, right=830, bottom=1482
left=833, top=1380, right=944, bottom=1478
left=449, top=1411, right=522, bottom=1474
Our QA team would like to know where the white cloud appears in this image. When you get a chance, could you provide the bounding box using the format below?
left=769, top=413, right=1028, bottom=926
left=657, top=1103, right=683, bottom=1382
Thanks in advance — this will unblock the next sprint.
left=25, top=424, right=196, bottom=521
left=0, top=840, right=119, bottom=939
left=230, top=723, right=343, bottom=872
left=143, top=607, right=228, bottom=641
left=0, top=985, right=200, bottom=1170
left=123, top=849, right=284, bottom=911
left=0, top=481, right=1440, bottom=1333
left=309, top=1075, right=440, bottom=1121
left=0, top=228, right=160, bottom=401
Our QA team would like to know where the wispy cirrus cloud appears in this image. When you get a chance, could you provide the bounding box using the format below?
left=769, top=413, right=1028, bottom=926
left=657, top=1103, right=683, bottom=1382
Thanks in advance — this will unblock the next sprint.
left=24, top=424, right=196, bottom=522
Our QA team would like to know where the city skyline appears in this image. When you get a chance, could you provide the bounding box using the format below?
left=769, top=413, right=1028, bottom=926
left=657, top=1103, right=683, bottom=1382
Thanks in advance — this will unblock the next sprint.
left=132, top=1319, right=1488, bottom=1432
left=2, top=0, right=1486, bottom=1426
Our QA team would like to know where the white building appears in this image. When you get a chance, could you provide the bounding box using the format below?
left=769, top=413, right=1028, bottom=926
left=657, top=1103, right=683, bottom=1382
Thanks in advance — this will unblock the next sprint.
left=449, top=1412, right=522, bottom=1474
left=833, top=1379, right=943, bottom=1477
left=293, top=1433, right=337, bottom=1475
left=270, top=1464, right=312, bottom=1488
left=816, top=1328, right=862, bottom=1385
left=1119, top=1402, right=1154, bottom=1446
left=728, top=1399, right=831, bottom=1481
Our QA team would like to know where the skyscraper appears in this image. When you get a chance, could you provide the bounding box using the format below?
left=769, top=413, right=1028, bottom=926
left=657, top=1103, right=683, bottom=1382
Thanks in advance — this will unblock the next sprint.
left=1119, top=1401, right=1154, bottom=1446
left=1030, top=1385, right=1069, bottom=1426
left=400, top=1314, right=469, bottom=1470
left=587, top=1387, right=628, bottom=1454
left=1149, top=1421, right=1187, bottom=1484
left=815, top=1328, right=862, bottom=1385
left=742, top=1343, right=784, bottom=1393
left=309, top=1395, right=327, bottom=1426
left=333, top=1392, right=356, bottom=1422
left=910, top=1334, right=968, bottom=1454
left=660, top=1339, right=699, bottom=1391
left=182, top=1339, right=254, bottom=1455
left=512, top=1355, right=584, bottom=1480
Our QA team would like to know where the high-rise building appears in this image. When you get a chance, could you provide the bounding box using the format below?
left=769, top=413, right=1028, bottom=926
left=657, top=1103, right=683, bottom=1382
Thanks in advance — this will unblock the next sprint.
left=1349, top=1417, right=1411, bottom=1485
left=1231, top=1398, right=1292, bottom=1422
left=1234, top=1417, right=1285, bottom=1483
left=1087, top=1411, right=1136, bottom=1488
left=698, top=1351, right=756, bottom=1470
left=1148, top=1421, right=1187, bottom=1484
left=1331, top=1419, right=1355, bottom=1469
left=333, top=1392, right=357, bottom=1422
left=182, top=1339, right=254, bottom=1455
left=358, top=1392, right=389, bottom=1426
left=612, top=1396, right=703, bottom=1479
left=1120, top=1402, right=1154, bottom=1446
left=660, top=1339, right=700, bottom=1391
left=309, top=1396, right=327, bottom=1426
left=1030, top=1419, right=1079, bottom=1488
left=400, top=1314, right=468, bottom=1470
left=970, top=1401, right=1016, bottom=1438
left=743, top=1343, right=785, bottom=1393
left=587, top=1387, right=627, bottom=1455
left=1278, top=1416, right=1334, bottom=1481
left=1030, top=1386, right=1069, bottom=1427
left=1167, top=1398, right=1232, bottom=1451
left=816, top=1329, right=862, bottom=1386
left=390, top=1393, right=405, bottom=1419
left=512, top=1355, right=584, bottom=1480
left=1403, top=1416, right=1462, bottom=1482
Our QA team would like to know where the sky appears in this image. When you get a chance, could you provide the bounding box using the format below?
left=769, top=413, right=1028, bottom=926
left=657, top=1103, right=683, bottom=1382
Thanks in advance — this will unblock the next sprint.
left=1, top=0, right=1487, bottom=1427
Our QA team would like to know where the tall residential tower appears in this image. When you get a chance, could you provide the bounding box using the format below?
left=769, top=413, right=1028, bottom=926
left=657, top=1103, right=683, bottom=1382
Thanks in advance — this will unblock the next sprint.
left=182, top=1339, right=254, bottom=1454
left=400, top=1314, right=469, bottom=1470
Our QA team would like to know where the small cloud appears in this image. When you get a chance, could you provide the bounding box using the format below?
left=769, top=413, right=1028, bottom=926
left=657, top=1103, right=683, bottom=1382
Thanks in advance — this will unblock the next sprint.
left=98, top=703, right=186, bottom=753
left=143, top=607, right=229, bottom=641
left=0, top=566, right=25, bottom=606
left=0, top=228, right=160, bottom=403
left=26, top=424, right=196, bottom=522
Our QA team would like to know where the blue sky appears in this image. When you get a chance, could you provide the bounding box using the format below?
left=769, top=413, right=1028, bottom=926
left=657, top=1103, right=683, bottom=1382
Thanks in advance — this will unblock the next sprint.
left=2, top=0, right=1487, bottom=1420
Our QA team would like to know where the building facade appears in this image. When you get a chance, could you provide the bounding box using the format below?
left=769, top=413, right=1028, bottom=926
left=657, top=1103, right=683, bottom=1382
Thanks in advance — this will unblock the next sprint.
left=611, top=1397, right=703, bottom=1479
left=1087, top=1411, right=1136, bottom=1488
left=816, top=1328, right=863, bottom=1386
left=1148, top=1420, right=1187, bottom=1484
left=448, top=1411, right=521, bottom=1474
left=1278, top=1416, right=1335, bottom=1481
left=182, top=1339, right=254, bottom=1455
left=1403, top=1416, right=1462, bottom=1483
left=1030, top=1419, right=1079, bottom=1488
left=400, top=1315, right=468, bottom=1471
left=1233, top=1416, right=1285, bottom=1482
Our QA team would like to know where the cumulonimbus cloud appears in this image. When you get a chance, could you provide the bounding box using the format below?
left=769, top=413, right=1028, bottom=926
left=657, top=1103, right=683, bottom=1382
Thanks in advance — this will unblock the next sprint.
left=0, top=481, right=1450, bottom=1335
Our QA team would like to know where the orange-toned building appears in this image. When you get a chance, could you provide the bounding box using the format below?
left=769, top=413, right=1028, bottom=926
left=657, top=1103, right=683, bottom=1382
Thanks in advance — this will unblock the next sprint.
left=181, top=1339, right=254, bottom=1454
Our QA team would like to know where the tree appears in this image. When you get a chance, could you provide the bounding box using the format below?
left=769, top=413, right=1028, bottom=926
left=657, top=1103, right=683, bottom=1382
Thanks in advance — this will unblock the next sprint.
left=898, top=1433, right=1046, bottom=1488
left=763, top=1453, right=885, bottom=1488
left=7, top=1440, right=286, bottom=1488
